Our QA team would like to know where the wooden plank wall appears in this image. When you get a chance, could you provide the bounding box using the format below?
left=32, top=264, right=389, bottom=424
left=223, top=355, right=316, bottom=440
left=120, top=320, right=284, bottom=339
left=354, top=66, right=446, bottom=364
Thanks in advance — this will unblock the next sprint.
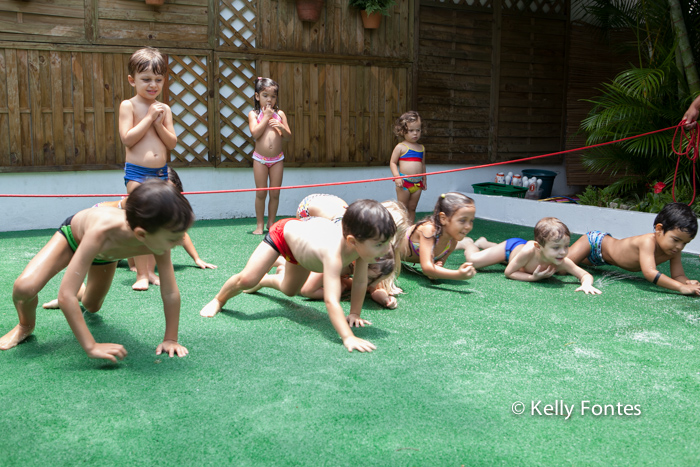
left=417, top=0, right=569, bottom=164
left=0, top=0, right=413, bottom=171
left=0, top=48, right=131, bottom=171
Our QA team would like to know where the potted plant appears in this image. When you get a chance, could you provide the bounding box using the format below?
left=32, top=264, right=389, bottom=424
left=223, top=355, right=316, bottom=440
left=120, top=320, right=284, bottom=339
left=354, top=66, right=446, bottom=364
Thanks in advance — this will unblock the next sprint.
left=296, top=0, right=324, bottom=22
left=145, top=0, right=165, bottom=5
left=349, top=0, right=396, bottom=29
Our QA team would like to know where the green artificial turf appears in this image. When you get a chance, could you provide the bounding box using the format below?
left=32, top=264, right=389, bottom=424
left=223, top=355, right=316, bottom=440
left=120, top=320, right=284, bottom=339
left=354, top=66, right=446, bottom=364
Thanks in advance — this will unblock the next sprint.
left=1, top=216, right=700, bottom=466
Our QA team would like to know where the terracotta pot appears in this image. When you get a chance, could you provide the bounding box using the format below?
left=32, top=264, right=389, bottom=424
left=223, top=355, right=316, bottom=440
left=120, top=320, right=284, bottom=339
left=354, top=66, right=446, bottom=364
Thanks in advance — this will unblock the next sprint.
left=296, top=0, right=324, bottom=22
left=360, top=10, right=382, bottom=29
left=145, top=0, right=165, bottom=4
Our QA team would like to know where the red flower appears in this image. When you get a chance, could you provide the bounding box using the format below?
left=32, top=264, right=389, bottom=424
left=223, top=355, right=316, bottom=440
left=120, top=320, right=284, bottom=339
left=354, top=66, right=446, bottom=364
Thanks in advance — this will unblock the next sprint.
left=653, top=182, right=666, bottom=194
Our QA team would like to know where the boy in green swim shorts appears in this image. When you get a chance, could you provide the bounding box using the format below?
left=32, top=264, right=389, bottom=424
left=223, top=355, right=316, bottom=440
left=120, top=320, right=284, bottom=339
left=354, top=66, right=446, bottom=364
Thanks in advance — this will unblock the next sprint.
left=0, top=179, right=194, bottom=362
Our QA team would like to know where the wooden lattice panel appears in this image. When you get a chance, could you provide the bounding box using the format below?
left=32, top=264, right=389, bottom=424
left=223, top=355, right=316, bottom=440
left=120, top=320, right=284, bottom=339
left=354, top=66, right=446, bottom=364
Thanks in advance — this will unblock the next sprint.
left=219, top=0, right=256, bottom=50
left=168, top=55, right=211, bottom=167
left=217, top=57, right=256, bottom=167
left=502, top=0, right=566, bottom=15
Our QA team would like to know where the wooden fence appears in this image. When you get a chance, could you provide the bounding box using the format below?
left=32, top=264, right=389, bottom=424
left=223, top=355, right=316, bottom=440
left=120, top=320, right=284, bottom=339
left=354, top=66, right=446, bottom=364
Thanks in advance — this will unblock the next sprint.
left=417, top=0, right=569, bottom=164
left=0, top=0, right=619, bottom=182
left=0, top=0, right=414, bottom=172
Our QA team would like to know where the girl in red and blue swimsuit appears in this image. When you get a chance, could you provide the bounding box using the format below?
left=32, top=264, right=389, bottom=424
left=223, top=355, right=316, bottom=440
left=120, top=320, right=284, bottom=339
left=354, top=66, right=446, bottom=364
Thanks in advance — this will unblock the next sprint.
left=389, top=111, right=426, bottom=223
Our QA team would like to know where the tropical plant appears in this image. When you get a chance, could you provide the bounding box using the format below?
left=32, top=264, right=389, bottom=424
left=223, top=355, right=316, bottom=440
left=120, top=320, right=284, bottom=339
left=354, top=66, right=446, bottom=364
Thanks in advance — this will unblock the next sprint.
left=348, top=0, right=396, bottom=16
left=576, top=0, right=700, bottom=201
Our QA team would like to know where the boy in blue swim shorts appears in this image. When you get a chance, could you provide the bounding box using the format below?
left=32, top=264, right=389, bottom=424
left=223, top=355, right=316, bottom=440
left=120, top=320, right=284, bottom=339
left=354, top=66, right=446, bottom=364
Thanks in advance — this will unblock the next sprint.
left=461, top=217, right=601, bottom=294
left=568, top=202, right=700, bottom=295
left=119, top=47, right=178, bottom=290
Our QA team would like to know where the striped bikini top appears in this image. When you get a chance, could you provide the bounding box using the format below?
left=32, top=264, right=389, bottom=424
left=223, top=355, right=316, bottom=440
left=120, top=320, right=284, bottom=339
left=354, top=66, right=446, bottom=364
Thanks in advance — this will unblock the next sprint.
left=407, top=226, right=452, bottom=262
left=398, top=143, right=424, bottom=162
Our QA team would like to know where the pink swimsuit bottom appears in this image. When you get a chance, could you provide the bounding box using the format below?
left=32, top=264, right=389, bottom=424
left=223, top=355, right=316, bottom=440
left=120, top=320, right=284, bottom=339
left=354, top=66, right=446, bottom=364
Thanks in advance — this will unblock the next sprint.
left=253, top=151, right=284, bottom=168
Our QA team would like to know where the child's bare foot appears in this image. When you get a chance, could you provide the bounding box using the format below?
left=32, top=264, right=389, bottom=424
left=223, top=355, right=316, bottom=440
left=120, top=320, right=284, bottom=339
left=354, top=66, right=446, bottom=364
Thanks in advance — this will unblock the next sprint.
left=130, top=266, right=137, bottom=272
left=42, top=299, right=59, bottom=309
left=0, top=324, right=34, bottom=350
left=200, top=298, right=223, bottom=317
left=132, top=277, right=149, bottom=291
left=149, top=272, right=160, bottom=286
left=252, top=226, right=264, bottom=235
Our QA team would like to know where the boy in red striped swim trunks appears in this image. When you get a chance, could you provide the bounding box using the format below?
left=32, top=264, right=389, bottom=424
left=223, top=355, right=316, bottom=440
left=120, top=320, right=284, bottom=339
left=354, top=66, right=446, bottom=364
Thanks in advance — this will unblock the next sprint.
left=200, top=199, right=396, bottom=353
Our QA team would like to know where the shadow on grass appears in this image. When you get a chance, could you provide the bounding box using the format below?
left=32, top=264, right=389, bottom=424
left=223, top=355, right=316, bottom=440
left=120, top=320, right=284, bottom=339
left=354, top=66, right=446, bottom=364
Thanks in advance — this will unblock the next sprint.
left=219, top=292, right=391, bottom=344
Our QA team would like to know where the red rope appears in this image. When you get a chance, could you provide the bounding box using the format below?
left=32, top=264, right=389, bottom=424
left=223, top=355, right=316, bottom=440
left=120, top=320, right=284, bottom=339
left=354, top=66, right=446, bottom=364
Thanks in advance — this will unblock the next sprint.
left=671, top=120, right=699, bottom=205
left=0, top=124, right=683, bottom=198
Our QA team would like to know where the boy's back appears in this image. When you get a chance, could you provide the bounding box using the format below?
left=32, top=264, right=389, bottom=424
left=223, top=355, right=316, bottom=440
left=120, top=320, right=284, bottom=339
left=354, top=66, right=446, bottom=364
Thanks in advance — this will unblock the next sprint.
left=284, top=218, right=353, bottom=273
left=598, top=233, right=675, bottom=271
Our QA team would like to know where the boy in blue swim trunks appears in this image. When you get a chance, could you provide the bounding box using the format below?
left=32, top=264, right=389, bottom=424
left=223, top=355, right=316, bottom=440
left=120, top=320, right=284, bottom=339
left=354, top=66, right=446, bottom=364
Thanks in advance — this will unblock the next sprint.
left=119, top=47, right=177, bottom=290
left=0, top=180, right=194, bottom=362
left=568, top=202, right=700, bottom=295
left=462, top=217, right=601, bottom=294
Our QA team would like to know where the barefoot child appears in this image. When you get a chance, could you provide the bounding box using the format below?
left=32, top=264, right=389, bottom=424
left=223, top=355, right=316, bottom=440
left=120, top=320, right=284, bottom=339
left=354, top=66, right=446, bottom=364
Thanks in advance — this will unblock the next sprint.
left=389, top=111, right=426, bottom=223
left=200, top=200, right=396, bottom=352
left=0, top=180, right=193, bottom=362
left=567, top=202, right=700, bottom=295
left=463, top=217, right=601, bottom=294
left=249, top=77, right=291, bottom=234
left=404, top=192, right=477, bottom=281
left=119, top=47, right=177, bottom=290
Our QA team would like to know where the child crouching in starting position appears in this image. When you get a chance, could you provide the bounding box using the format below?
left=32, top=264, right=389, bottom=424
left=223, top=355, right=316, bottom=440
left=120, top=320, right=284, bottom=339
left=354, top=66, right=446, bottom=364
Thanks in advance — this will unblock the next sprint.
left=462, top=217, right=601, bottom=294
left=567, top=202, right=700, bottom=295
left=200, top=199, right=396, bottom=352
left=0, top=179, right=193, bottom=361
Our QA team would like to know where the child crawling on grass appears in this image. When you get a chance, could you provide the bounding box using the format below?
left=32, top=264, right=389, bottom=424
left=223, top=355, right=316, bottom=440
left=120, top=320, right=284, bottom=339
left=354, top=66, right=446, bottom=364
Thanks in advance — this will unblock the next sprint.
left=0, top=179, right=193, bottom=362
left=200, top=199, right=396, bottom=353
left=462, top=217, right=601, bottom=294
left=567, top=202, right=700, bottom=295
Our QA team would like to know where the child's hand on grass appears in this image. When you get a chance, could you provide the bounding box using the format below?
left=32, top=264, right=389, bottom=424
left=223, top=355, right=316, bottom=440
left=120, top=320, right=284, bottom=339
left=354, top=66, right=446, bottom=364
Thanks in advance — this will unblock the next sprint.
left=679, top=284, right=700, bottom=295
left=87, top=343, right=127, bottom=363
left=156, top=339, right=189, bottom=358
left=342, top=335, right=376, bottom=353
left=195, top=258, right=217, bottom=269
left=347, top=313, right=371, bottom=327
left=575, top=284, right=602, bottom=295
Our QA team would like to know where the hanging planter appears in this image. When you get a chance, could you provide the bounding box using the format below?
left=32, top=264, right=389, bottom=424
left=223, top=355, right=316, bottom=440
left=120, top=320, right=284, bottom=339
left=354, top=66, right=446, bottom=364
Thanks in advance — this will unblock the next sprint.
left=348, top=0, right=395, bottom=28
left=296, top=0, right=324, bottom=22
left=360, top=10, right=382, bottom=29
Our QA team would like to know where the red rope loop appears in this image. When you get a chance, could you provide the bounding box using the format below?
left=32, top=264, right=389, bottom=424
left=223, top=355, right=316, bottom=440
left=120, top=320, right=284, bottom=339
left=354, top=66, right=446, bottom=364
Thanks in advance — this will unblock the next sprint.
left=671, top=120, right=699, bottom=205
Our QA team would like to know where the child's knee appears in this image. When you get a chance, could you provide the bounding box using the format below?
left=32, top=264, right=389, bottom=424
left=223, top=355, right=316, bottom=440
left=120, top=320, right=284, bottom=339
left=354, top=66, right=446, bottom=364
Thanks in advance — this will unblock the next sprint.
left=12, top=278, right=39, bottom=302
left=269, top=190, right=280, bottom=201
left=81, top=297, right=104, bottom=313
left=255, top=191, right=268, bottom=201
left=238, top=274, right=263, bottom=290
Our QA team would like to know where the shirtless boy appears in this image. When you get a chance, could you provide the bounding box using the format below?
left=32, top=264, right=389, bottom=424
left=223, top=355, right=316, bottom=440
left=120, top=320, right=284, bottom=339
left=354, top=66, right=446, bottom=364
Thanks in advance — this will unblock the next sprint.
left=119, top=47, right=177, bottom=291
left=0, top=180, right=193, bottom=362
left=568, top=202, right=700, bottom=295
left=200, top=199, right=396, bottom=352
left=463, top=217, right=601, bottom=294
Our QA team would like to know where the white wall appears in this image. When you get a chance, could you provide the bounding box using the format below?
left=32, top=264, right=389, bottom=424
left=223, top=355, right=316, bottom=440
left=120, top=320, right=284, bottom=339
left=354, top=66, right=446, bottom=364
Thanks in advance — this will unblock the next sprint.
left=0, top=163, right=570, bottom=231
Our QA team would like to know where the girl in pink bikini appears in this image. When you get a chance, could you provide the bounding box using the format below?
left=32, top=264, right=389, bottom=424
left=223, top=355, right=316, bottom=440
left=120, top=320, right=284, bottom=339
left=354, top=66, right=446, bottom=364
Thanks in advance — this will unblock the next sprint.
left=248, top=77, right=292, bottom=235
